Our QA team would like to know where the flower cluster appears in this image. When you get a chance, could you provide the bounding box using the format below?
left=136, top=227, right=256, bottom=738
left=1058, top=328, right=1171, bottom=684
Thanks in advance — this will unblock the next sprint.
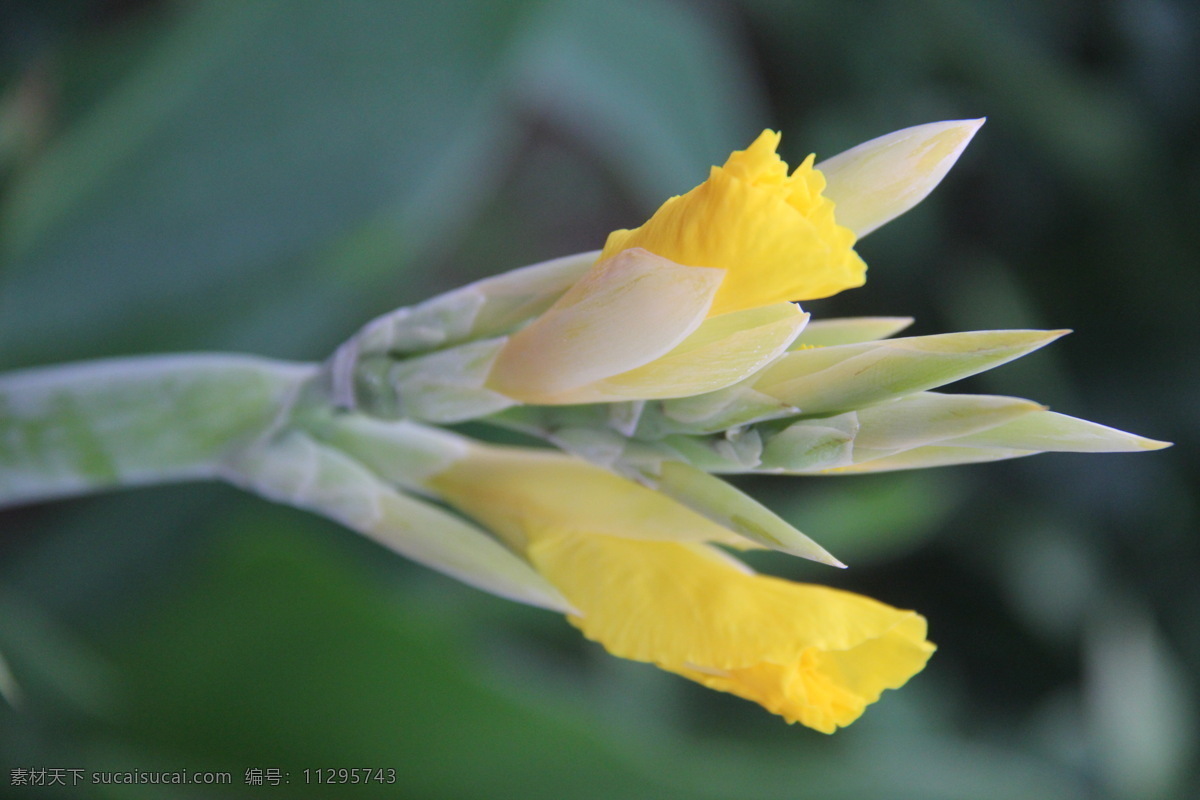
left=300, top=119, right=1166, bottom=732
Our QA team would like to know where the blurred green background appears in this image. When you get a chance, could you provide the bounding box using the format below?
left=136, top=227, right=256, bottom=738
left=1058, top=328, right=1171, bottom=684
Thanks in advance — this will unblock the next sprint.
left=1, top=1, right=1196, bottom=798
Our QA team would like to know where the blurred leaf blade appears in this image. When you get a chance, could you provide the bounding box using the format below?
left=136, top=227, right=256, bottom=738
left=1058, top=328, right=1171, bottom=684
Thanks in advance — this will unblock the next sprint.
left=512, top=0, right=767, bottom=205
left=0, top=0, right=542, bottom=367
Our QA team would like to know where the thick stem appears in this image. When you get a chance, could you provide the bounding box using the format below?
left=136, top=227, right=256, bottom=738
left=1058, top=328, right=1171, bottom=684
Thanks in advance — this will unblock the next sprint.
left=0, top=354, right=315, bottom=508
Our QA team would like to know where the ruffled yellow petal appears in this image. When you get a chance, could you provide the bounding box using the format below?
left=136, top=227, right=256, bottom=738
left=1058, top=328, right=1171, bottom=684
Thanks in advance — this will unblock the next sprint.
left=600, top=130, right=866, bottom=316
left=526, top=531, right=934, bottom=732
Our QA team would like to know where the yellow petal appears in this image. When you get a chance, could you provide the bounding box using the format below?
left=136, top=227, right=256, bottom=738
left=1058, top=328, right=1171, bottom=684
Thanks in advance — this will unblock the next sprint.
left=527, top=532, right=935, bottom=732
left=427, top=445, right=750, bottom=551
left=545, top=302, right=808, bottom=403
left=486, top=248, right=723, bottom=403
left=600, top=130, right=866, bottom=315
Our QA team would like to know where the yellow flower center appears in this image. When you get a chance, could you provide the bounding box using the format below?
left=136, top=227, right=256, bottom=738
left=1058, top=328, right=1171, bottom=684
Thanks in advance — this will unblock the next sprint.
left=599, top=130, right=867, bottom=316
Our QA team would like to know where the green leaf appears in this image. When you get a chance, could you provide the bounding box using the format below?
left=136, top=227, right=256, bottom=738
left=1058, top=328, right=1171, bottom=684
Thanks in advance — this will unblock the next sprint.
left=0, top=0, right=541, bottom=367
left=513, top=0, right=766, bottom=205
left=88, top=522, right=698, bottom=798
left=1086, top=600, right=1198, bottom=800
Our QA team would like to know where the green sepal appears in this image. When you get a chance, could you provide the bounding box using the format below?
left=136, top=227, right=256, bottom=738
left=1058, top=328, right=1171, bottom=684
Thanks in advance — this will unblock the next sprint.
left=940, top=409, right=1171, bottom=453
left=790, top=316, right=914, bottom=348
left=769, top=404, right=1170, bottom=475
left=640, top=388, right=798, bottom=437
left=656, top=429, right=765, bottom=473
left=646, top=329, right=1062, bottom=436
left=752, top=329, right=1067, bottom=415
left=807, top=445, right=1038, bottom=473
left=222, top=429, right=575, bottom=613
left=307, top=413, right=471, bottom=492
left=351, top=339, right=515, bottom=423
left=640, top=460, right=843, bottom=566
left=758, top=393, right=1042, bottom=472
left=350, top=250, right=596, bottom=358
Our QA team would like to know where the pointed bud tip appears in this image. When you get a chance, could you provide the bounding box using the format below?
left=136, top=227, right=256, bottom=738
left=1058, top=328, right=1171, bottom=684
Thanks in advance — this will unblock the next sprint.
left=790, top=544, right=847, bottom=569
left=1036, top=328, right=1071, bottom=346
left=820, top=117, right=989, bottom=237
left=999, top=328, right=1069, bottom=346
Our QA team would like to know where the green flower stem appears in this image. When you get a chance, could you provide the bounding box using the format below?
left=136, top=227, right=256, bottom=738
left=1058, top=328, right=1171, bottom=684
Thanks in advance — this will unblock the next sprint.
left=0, top=354, right=315, bottom=508
left=0, top=353, right=573, bottom=611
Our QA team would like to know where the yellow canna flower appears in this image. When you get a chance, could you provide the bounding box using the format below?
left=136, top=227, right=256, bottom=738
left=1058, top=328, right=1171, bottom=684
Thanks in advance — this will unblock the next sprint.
left=601, top=129, right=866, bottom=316
left=427, top=442, right=935, bottom=732
left=530, top=534, right=934, bottom=733
left=487, top=121, right=983, bottom=405
left=487, top=248, right=807, bottom=404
